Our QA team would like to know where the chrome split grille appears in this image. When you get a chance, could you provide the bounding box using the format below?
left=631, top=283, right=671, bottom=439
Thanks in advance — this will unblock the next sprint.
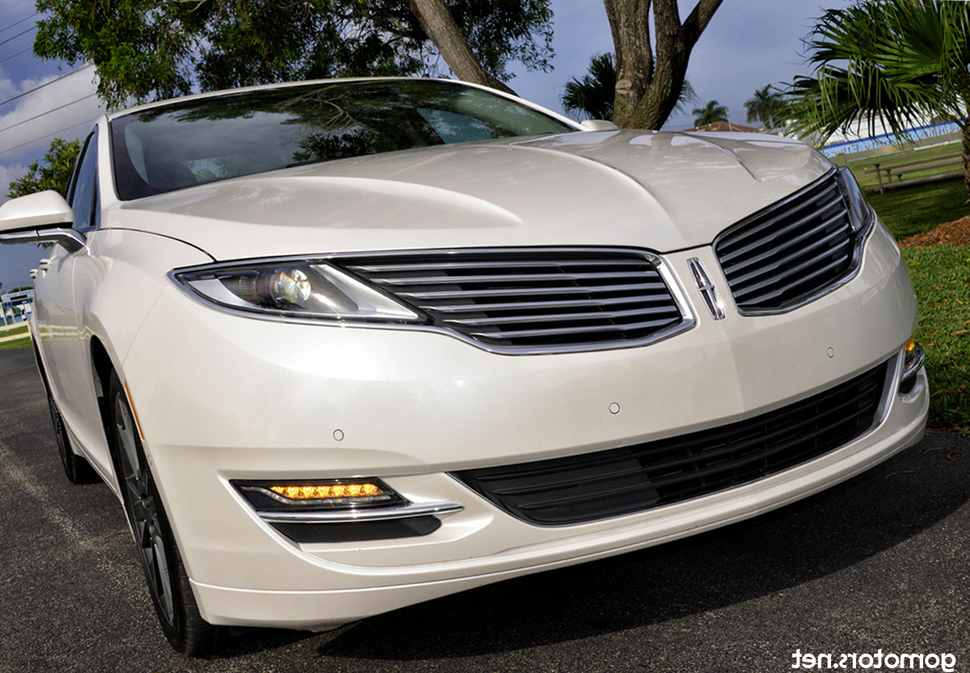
left=338, top=248, right=691, bottom=353
left=453, top=360, right=888, bottom=526
left=715, top=171, right=860, bottom=313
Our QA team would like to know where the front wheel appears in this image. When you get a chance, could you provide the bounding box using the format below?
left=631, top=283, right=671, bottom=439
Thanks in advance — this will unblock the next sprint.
left=108, top=371, right=216, bottom=656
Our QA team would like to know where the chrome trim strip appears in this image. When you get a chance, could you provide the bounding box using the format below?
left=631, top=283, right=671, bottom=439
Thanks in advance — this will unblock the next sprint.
left=0, top=228, right=86, bottom=253
left=900, top=343, right=925, bottom=384
left=255, top=502, right=464, bottom=524
left=170, top=247, right=697, bottom=356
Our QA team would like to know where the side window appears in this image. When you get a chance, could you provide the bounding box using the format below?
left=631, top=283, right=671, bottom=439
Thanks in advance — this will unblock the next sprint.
left=67, top=129, right=99, bottom=231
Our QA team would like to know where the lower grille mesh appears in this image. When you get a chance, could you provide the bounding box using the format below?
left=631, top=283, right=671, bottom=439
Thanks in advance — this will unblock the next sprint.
left=453, top=361, right=888, bottom=526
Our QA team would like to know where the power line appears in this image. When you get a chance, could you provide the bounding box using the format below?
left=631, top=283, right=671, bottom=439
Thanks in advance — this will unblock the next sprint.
left=0, top=12, right=39, bottom=36
left=0, top=64, right=94, bottom=110
left=0, top=93, right=99, bottom=134
left=0, top=116, right=99, bottom=156
left=0, top=46, right=32, bottom=66
left=0, top=26, right=36, bottom=49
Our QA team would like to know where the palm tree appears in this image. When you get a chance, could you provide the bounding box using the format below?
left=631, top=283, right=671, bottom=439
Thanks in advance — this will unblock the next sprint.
left=561, top=53, right=617, bottom=121
left=744, top=85, right=787, bottom=131
left=692, top=100, right=729, bottom=127
left=562, top=53, right=697, bottom=122
left=787, top=0, right=970, bottom=194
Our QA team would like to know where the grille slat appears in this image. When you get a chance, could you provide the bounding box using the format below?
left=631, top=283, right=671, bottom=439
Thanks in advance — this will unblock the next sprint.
left=468, top=316, right=680, bottom=340
left=733, top=251, right=850, bottom=303
left=715, top=171, right=867, bottom=313
left=722, top=210, right=847, bottom=280
left=429, top=295, right=672, bottom=313
left=717, top=183, right=843, bottom=263
left=352, top=259, right=649, bottom=273
left=370, top=270, right=656, bottom=286
left=339, top=248, right=691, bottom=353
left=447, top=305, right=678, bottom=327
left=453, top=361, right=887, bottom=525
left=396, top=282, right=667, bottom=301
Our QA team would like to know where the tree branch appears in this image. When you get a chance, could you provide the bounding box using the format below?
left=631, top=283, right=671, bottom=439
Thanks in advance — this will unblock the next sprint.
left=407, top=0, right=515, bottom=94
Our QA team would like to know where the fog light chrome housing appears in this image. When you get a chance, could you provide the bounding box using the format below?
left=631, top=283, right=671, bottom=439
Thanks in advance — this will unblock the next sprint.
left=900, top=338, right=924, bottom=395
left=232, top=479, right=464, bottom=544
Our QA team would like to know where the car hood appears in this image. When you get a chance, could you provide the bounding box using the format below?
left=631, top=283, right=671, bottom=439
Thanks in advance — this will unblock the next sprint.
left=110, top=130, right=831, bottom=260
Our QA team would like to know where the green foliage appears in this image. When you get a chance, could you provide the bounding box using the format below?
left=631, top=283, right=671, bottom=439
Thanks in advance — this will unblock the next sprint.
left=561, top=53, right=615, bottom=121
left=903, top=245, right=970, bottom=433
left=743, top=85, right=788, bottom=131
left=6, top=137, right=82, bottom=199
left=691, top=100, right=728, bottom=126
left=33, top=0, right=554, bottom=110
left=787, top=0, right=970, bottom=143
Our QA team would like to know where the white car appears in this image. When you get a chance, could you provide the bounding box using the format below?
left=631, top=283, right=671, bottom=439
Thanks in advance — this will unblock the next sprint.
left=0, top=78, right=927, bottom=655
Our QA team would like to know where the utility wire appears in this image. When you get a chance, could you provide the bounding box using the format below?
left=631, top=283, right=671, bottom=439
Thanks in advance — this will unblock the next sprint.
left=0, top=47, right=32, bottom=66
left=0, top=12, right=39, bottom=36
left=0, top=64, right=94, bottom=110
left=0, top=116, right=98, bottom=156
left=0, top=25, right=36, bottom=49
left=0, top=93, right=100, bottom=134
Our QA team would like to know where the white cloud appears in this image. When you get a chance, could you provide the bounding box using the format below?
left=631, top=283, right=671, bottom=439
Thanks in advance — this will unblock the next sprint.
left=0, top=66, right=105, bottom=159
left=0, top=161, right=27, bottom=194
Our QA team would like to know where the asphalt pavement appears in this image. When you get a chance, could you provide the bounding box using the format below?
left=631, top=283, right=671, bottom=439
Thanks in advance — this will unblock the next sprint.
left=1, top=347, right=969, bottom=673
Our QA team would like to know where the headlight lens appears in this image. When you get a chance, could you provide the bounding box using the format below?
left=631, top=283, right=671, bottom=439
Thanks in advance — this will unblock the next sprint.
left=836, top=166, right=873, bottom=234
left=173, top=260, right=425, bottom=323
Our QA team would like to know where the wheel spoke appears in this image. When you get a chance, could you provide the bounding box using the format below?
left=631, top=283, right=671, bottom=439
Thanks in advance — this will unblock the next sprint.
left=113, top=385, right=177, bottom=627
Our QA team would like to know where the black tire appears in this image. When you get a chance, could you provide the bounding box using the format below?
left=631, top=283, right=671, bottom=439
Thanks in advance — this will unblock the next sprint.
left=108, top=371, right=216, bottom=656
left=46, top=390, right=99, bottom=484
left=33, top=343, right=98, bottom=484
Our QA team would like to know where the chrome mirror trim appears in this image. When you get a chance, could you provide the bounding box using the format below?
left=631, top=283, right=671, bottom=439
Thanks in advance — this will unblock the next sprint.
left=0, top=228, right=86, bottom=253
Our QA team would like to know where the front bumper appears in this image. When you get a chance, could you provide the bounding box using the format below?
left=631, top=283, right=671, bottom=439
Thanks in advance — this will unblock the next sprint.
left=121, top=221, right=927, bottom=629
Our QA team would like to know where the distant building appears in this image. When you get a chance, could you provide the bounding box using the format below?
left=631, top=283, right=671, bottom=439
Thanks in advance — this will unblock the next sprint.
left=2, top=289, right=34, bottom=325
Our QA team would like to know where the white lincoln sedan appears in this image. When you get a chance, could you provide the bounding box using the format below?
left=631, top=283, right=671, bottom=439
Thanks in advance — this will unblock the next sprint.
left=0, top=78, right=927, bottom=655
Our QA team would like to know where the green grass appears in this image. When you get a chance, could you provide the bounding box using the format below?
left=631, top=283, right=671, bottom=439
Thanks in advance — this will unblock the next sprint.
left=0, top=323, right=29, bottom=336
left=865, top=178, right=970, bottom=239
left=0, top=335, right=32, bottom=350
left=861, top=177, right=970, bottom=432
left=902, top=246, right=970, bottom=434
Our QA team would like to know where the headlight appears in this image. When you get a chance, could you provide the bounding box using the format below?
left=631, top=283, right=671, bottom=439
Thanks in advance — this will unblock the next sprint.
left=836, top=166, right=873, bottom=234
left=172, top=259, right=425, bottom=323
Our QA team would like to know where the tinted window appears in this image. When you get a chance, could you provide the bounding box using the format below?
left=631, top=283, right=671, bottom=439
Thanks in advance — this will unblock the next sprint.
left=68, top=129, right=99, bottom=231
left=109, top=80, right=574, bottom=200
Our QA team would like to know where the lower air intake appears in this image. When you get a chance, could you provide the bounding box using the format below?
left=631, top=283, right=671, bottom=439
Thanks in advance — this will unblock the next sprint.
left=453, top=360, right=888, bottom=526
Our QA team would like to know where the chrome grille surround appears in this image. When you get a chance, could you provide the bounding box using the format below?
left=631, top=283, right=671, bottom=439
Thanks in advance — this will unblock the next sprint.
left=714, top=168, right=874, bottom=315
left=337, top=247, right=695, bottom=355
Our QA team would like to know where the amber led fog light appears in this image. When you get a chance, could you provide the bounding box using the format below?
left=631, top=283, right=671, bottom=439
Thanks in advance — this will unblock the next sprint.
left=233, top=479, right=404, bottom=511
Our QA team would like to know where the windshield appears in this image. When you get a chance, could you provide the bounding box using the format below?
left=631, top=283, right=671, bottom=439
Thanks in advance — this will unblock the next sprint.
left=109, top=79, right=574, bottom=200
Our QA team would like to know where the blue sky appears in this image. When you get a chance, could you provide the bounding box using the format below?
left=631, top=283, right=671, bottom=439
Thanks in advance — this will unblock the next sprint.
left=0, top=0, right=852, bottom=293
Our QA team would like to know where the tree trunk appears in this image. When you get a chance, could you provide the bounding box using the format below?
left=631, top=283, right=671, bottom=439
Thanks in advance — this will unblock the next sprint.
left=605, top=0, right=723, bottom=129
left=407, top=0, right=516, bottom=95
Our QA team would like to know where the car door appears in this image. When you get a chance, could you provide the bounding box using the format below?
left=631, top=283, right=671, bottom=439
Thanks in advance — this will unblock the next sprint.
left=37, top=128, right=103, bottom=462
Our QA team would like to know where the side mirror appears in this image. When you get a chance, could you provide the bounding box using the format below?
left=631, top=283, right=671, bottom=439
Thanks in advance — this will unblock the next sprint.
left=0, top=190, right=85, bottom=253
left=579, top=119, right=620, bottom=132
